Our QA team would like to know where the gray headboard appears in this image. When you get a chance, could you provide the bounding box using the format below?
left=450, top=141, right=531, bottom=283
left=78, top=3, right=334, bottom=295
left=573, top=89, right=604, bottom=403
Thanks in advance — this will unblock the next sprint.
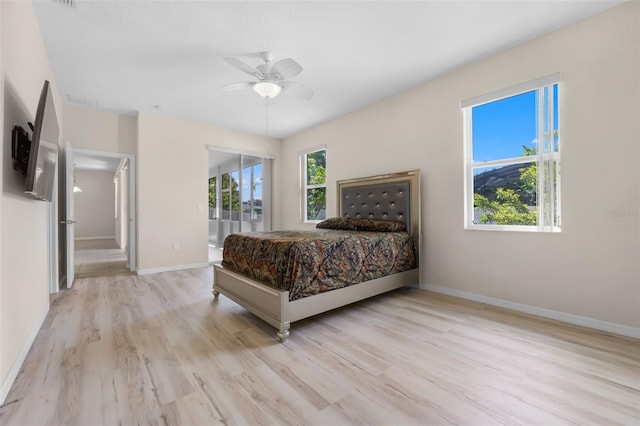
left=337, top=170, right=420, bottom=249
left=340, top=182, right=411, bottom=228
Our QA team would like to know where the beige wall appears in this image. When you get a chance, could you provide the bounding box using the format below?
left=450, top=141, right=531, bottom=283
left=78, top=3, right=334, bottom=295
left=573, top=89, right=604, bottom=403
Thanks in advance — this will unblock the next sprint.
left=74, top=170, right=116, bottom=239
left=63, top=105, right=137, bottom=154
left=0, top=1, right=63, bottom=402
left=137, top=112, right=281, bottom=272
left=281, top=3, right=639, bottom=330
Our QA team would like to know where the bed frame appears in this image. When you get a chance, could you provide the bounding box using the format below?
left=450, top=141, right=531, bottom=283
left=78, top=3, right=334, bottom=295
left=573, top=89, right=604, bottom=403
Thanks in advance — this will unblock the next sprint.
left=213, top=170, right=421, bottom=342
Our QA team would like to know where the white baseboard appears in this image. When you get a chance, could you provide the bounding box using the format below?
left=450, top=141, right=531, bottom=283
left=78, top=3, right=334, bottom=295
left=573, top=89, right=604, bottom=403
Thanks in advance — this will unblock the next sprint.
left=75, top=236, right=116, bottom=241
left=0, top=308, right=48, bottom=405
left=137, top=262, right=210, bottom=275
left=424, top=284, right=640, bottom=339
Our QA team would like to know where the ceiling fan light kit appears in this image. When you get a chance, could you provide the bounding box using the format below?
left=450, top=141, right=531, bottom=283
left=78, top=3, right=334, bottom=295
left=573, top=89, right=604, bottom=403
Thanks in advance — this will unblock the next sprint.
left=253, top=81, right=282, bottom=98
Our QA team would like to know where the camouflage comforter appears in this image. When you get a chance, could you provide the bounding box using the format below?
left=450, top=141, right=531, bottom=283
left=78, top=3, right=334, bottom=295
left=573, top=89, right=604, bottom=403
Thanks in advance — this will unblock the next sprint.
left=221, top=229, right=416, bottom=301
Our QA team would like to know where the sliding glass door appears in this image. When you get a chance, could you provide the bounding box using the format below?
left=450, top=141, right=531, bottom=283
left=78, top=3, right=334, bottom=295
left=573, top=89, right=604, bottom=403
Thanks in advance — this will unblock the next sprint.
left=208, top=149, right=272, bottom=253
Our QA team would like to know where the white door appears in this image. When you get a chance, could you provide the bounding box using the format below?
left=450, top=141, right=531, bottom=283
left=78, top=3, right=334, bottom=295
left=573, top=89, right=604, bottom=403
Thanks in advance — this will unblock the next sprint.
left=64, top=141, right=75, bottom=288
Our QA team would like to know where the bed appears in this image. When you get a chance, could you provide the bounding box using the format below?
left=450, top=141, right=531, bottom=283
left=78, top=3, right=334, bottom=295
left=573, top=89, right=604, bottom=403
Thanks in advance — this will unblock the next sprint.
left=213, top=170, right=421, bottom=341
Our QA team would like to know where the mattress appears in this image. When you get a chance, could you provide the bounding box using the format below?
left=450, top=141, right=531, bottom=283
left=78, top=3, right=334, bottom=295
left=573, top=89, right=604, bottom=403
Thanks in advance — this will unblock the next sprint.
left=221, top=229, right=417, bottom=301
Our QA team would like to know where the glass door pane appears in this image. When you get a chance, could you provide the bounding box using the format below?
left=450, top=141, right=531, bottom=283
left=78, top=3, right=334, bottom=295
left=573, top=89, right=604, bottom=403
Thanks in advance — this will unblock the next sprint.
left=240, top=155, right=265, bottom=232
left=209, top=151, right=241, bottom=253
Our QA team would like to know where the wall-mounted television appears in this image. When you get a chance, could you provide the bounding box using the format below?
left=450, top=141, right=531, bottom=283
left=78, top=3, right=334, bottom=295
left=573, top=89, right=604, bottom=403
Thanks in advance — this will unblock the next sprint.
left=11, top=80, right=59, bottom=201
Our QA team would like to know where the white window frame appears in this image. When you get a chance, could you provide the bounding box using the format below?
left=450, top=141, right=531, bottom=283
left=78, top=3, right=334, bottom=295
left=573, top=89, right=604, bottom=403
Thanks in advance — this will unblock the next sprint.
left=462, top=74, right=561, bottom=233
left=300, top=145, right=327, bottom=223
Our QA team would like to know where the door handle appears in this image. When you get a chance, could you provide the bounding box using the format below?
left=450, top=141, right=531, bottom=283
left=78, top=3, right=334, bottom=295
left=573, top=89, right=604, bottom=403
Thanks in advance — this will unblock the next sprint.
left=60, top=220, right=76, bottom=225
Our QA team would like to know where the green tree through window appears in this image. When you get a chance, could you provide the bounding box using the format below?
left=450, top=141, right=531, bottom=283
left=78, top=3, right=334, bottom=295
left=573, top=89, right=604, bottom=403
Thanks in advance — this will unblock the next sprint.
left=208, top=176, right=217, bottom=219
left=474, top=146, right=537, bottom=225
left=304, top=149, right=326, bottom=221
left=208, top=177, right=216, bottom=209
left=221, top=172, right=240, bottom=219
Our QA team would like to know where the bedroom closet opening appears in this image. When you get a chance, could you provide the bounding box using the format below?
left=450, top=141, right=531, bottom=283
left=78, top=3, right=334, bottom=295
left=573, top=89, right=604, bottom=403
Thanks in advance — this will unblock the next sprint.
left=207, top=148, right=273, bottom=264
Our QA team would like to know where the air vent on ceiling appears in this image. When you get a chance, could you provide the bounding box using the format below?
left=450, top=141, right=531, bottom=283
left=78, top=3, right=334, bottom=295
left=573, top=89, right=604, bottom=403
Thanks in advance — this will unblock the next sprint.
left=52, top=0, right=76, bottom=8
left=66, top=94, right=99, bottom=108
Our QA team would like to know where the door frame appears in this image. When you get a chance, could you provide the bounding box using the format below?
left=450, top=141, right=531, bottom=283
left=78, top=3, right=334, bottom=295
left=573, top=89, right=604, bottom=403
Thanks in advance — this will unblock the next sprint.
left=64, top=146, right=137, bottom=287
left=62, top=141, right=75, bottom=289
left=49, top=156, right=59, bottom=293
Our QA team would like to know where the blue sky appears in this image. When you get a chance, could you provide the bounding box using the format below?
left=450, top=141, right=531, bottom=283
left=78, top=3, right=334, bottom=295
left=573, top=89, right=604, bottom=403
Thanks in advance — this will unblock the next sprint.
left=472, top=91, right=537, bottom=162
left=472, top=85, right=558, bottom=163
left=242, top=163, right=262, bottom=201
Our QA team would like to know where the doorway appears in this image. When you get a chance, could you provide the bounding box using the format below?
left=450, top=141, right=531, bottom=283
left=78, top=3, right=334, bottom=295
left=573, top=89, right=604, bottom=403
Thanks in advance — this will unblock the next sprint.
left=61, top=145, right=136, bottom=287
left=207, top=147, right=273, bottom=264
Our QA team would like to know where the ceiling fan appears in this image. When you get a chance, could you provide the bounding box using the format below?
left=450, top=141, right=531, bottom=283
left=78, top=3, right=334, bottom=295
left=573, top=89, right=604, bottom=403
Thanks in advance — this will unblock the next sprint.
left=221, top=52, right=314, bottom=101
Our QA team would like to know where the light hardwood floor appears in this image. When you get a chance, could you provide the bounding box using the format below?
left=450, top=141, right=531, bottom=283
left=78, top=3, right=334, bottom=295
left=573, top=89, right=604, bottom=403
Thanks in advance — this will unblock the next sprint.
left=1, top=267, right=638, bottom=425
left=74, top=239, right=131, bottom=279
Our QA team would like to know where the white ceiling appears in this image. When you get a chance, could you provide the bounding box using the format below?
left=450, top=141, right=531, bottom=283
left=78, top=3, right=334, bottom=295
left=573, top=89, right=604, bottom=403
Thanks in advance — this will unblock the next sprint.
left=208, top=150, right=240, bottom=171
left=33, top=0, right=623, bottom=139
left=74, top=151, right=122, bottom=171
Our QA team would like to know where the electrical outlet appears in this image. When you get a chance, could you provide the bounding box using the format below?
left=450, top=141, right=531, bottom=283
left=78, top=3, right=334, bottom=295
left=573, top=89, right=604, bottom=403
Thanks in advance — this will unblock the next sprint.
left=173, top=242, right=180, bottom=250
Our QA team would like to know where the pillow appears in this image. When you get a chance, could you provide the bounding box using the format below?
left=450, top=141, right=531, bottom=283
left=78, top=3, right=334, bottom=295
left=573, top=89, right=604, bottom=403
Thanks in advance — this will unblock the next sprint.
left=316, top=217, right=407, bottom=232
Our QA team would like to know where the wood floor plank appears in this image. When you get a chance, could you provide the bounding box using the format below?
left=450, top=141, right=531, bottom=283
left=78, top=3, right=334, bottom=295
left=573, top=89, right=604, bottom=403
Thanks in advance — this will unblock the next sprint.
left=1, top=267, right=638, bottom=426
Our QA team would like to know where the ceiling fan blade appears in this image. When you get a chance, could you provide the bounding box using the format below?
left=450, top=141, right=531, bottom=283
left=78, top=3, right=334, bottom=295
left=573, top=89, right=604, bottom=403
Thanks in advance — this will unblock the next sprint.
left=223, top=57, right=261, bottom=77
left=282, top=81, right=314, bottom=100
left=256, top=63, right=269, bottom=75
left=220, top=82, right=254, bottom=92
left=270, top=58, right=303, bottom=80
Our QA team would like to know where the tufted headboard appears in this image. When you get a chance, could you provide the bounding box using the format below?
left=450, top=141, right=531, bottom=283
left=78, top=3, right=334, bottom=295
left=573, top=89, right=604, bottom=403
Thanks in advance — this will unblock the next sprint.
left=337, top=170, right=420, bottom=252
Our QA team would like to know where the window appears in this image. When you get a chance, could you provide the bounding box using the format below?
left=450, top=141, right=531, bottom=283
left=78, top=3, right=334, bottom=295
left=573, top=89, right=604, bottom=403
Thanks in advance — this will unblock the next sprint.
left=301, top=147, right=326, bottom=222
left=462, top=74, right=560, bottom=232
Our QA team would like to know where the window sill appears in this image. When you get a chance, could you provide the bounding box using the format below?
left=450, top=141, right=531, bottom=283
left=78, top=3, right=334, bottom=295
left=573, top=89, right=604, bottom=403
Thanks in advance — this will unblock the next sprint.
left=465, top=224, right=561, bottom=233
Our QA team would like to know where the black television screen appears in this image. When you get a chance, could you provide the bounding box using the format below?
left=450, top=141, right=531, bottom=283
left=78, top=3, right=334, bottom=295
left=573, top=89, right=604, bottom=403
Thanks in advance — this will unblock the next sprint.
left=24, top=80, right=59, bottom=201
